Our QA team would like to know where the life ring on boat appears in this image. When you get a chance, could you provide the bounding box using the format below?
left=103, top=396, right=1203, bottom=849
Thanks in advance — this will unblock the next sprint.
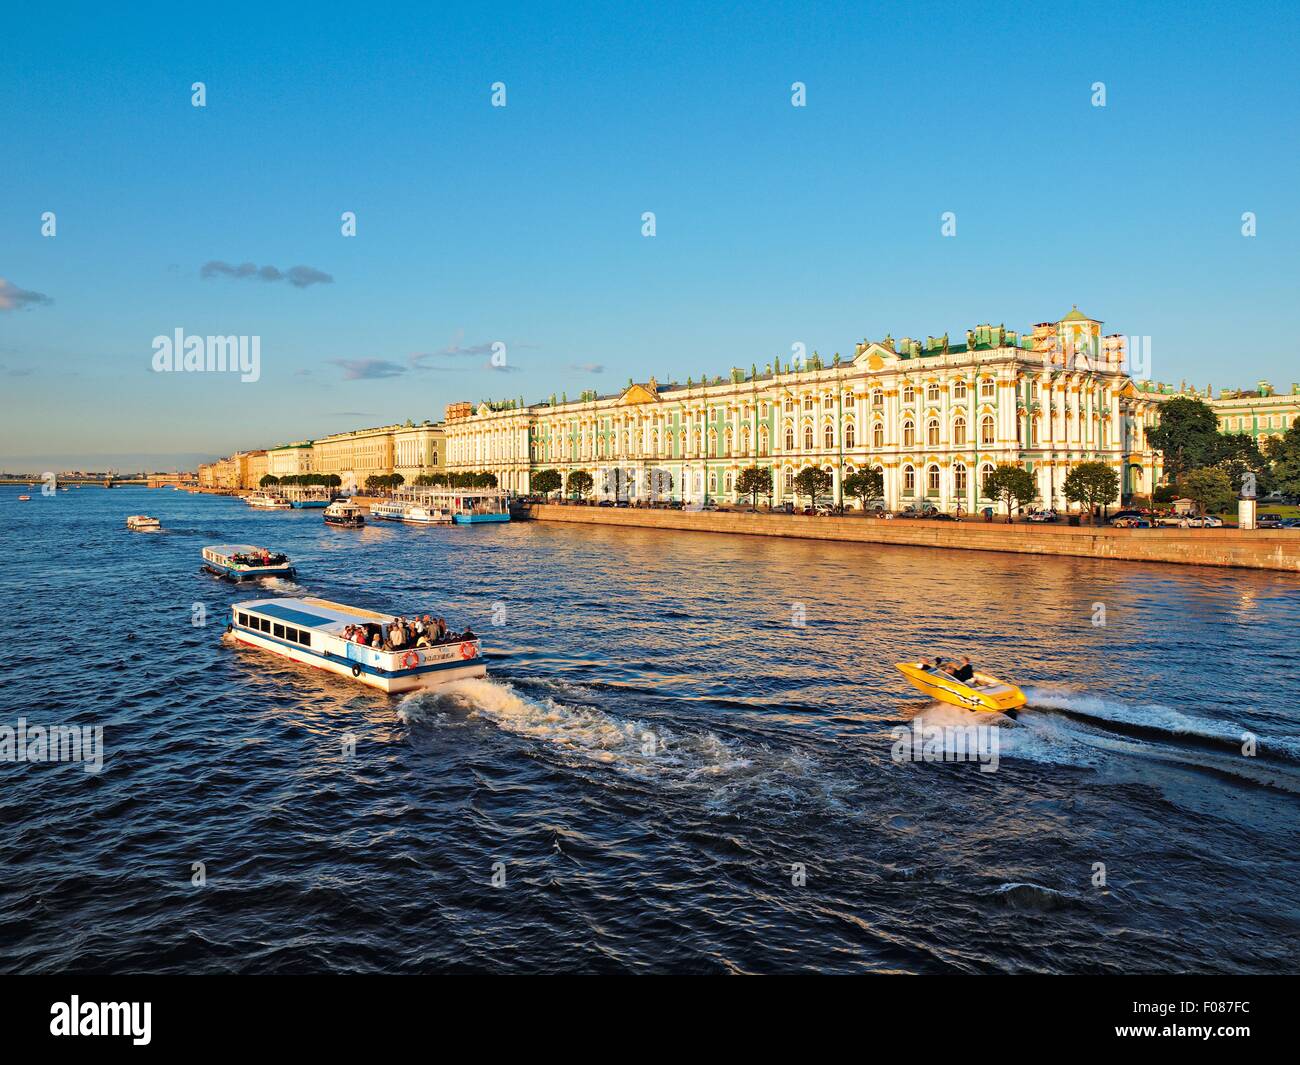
left=401, top=651, right=420, bottom=669
left=351, top=665, right=362, bottom=678
left=459, top=641, right=477, bottom=660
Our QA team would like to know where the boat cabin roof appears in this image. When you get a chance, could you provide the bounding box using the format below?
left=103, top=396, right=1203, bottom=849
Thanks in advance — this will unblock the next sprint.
left=207, top=544, right=270, bottom=556
left=235, top=596, right=396, bottom=635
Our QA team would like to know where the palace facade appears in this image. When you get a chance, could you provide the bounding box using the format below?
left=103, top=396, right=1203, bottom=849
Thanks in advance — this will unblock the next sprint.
left=441, top=308, right=1166, bottom=511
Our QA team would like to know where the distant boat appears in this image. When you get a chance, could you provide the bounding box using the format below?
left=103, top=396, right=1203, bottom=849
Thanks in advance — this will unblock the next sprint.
left=17, top=495, right=31, bottom=501
left=126, top=515, right=162, bottom=531
left=202, top=544, right=296, bottom=581
left=246, top=492, right=292, bottom=510
left=323, top=500, right=366, bottom=527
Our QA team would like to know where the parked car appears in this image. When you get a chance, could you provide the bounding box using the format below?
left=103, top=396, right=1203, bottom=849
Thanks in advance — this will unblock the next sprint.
left=1027, top=509, right=1059, bottom=523
left=597, top=500, right=616, bottom=508
left=926, top=511, right=961, bottom=521
left=1201, top=515, right=1224, bottom=528
left=1257, top=513, right=1283, bottom=528
left=898, top=504, right=938, bottom=519
left=1277, top=518, right=1300, bottom=529
left=1111, top=516, right=1152, bottom=528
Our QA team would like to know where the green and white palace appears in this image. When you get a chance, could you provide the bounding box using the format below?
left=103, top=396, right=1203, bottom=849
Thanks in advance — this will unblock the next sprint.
left=442, top=308, right=1168, bottom=511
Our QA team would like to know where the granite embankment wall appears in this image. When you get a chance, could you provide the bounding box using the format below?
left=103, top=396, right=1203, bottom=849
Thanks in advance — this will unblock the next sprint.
left=521, top=505, right=1300, bottom=573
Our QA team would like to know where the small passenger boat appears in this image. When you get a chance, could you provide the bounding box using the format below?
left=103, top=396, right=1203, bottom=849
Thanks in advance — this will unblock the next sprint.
left=202, top=544, right=296, bottom=581
left=323, top=500, right=365, bottom=527
left=227, top=596, right=485, bottom=692
left=369, top=499, right=454, bottom=524
left=245, top=492, right=293, bottom=510
left=895, top=661, right=1027, bottom=713
left=126, top=514, right=162, bottom=531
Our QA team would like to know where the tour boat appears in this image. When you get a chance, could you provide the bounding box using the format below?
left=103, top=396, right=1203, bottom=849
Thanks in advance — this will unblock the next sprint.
left=323, top=500, right=366, bottom=527
left=280, top=486, right=333, bottom=508
left=895, top=661, right=1027, bottom=713
left=126, top=514, right=162, bottom=531
left=227, top=596, right=485, bottom=692
left=202, top=544, right=296, bottom=581
left=369, top=499, right=454, bottom=525
left=449, top=490, right=510, bottom=524
left=245, top=492, right=293, bottom=510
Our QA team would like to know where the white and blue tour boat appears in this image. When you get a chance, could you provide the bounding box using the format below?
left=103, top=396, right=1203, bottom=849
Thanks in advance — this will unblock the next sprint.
left=323, top=499, right=366, bottom=527
left=202, top=544, right=296, bottom=581
left=368, top=497, right=454, bottom=525
left=227, top=596, right=485, bottom=692
left=245, top=492, right=293, bottom=510
left=448, top=489, right=510, bottom=524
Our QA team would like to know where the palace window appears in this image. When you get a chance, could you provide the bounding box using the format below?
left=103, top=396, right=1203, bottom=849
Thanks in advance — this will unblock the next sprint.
left=784, top=398, right=794, bottom=413
left=902, top=419, right=915, bottom=447
left=873, top=422, right=884, bottom=448
left=823, top=393, right=834, bottom=410
left=759, top=428, right=769, bottom=456
left=927, top=419, right=940, bottom=447
left=824, top=424, right=834, bottom=449
left=954, top=463, right=967, bottom=494
left=927, top=464, right=940, bottom=492
left=804, top=426, right=814, bottom=450
left=926, top=384, right=940, bottom=402
left=725, top=472, right=733, bottom=493
left=980, top=463, right=995, bottom=498
left=785, top=427, right=795, bottom=450
left=761, top=403, right=769, bottom=418
left=844, top=423, right=855, bottom=448
left=871, top=389, right=884, bottom=408
left=784, top=470, right=794, bottom=494
left=902, top=384, right=915, bottom=404
left=803, top=395, right=814, bottom=411
left=980, top=415, right=995, bottom=445
left=844, top=392, right=854, bottom=407
left=1031, top=419, right=1040, bottom=446
left=980, top=379, right=995, bottom=398
left=953, top=416, right=966, bottom=446
left=903, top=464, right=915, bottom=493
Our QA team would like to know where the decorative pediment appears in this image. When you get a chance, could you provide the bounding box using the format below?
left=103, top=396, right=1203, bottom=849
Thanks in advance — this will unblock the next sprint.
left=617, top=383, right=660, bottom=406
left=852, top=342, right=900, bottom=371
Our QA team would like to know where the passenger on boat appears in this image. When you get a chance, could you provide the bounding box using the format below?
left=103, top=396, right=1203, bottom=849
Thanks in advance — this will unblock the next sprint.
left=952, top=657, right=975, bottom=683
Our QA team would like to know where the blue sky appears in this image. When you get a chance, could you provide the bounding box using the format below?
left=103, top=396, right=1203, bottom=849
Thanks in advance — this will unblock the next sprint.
left=2, top=0, right=1297, bottom=469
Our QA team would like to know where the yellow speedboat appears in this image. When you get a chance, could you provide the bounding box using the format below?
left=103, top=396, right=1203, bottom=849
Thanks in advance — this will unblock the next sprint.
left=895, top=662, right=1027, bottom=713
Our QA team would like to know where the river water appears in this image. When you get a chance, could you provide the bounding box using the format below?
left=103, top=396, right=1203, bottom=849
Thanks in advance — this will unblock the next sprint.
left=2, top=486, right=1298, bottom=973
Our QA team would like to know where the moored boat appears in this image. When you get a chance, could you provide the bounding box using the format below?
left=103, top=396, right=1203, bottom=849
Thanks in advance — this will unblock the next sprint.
left=449, top=489, right=510, bottom=524
left=227, top=596, right=485, bottom=692
left=126, top=514, right=162, bottom=531
left=202, top=544, right=296, bottom=581
left=369, top=499, right=454, bottom=524
left=895, top=661, right=1027, bottom=713
left=323, top=500, right=366, bottom=527
left=245, top=492, right=293, bottom=510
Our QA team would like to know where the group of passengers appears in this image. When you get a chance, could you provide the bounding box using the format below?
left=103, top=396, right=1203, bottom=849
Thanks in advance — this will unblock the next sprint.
left=232, top=549, right=287, bottom=567
left=342, top=615, right=477, bottom=652
left=920, top=656, right=976, bottom=683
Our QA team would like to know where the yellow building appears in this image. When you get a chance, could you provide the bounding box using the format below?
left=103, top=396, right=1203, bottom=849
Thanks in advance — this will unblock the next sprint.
left=267, top=441, right=315, bottom=478
left=442, top=307, right=1163, bottom=511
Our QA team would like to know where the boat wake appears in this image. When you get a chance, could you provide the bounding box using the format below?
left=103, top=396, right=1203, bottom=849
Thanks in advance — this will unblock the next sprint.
left=397, top=677, right=852, bottom=811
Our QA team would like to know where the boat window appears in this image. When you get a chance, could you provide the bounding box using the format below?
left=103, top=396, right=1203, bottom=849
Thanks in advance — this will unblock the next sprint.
left=284, top=626, right=298, bottom=642
left=237, top=612, right=248, bottom=626
left=295, top=630, right=312, bottom=647
left=273, top=624, right=286, bottom=639
left=259, top=617, right=271, bottom=633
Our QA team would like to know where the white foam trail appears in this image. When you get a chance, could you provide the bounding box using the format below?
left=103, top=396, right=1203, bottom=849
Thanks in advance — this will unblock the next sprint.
left=399, top=677, right=754, bottom=780
left=259, top=576, right=302, bottom=594
left=1025, top=687, right=1271, bottom=748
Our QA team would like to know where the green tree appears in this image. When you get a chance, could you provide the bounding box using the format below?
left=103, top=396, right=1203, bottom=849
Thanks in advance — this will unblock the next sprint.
left=1179, top=468, right=1235, bottom=516
left=735, top=466, right=772, bottom=510
left=793, top=466, right=833, bottom=508
left=1061, top=461, right=1120, bottom=520
left=259, top=474, right=279, bottom=487
left=842, top=469, right=884, bottom=511
left=567, top=470, right=593, bottom=499
left=1146, top=397, right=1222, bottom=480
left=983, top=463, right=1037, bottom=522
left=1213, top=432, right=1270, bottom=498
left=531, top=469, right=562, bottom=497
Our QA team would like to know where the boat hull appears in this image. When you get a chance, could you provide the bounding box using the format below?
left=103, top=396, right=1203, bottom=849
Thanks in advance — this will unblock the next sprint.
left=453, top=512, right=510, bottom=524
left=895, top=662, right=1026, bottom=712
left=323, top=516, right=365, bottom=527
left=204, top=562, right=296, bottom=582
left=231, top=626, right=486, bottom=692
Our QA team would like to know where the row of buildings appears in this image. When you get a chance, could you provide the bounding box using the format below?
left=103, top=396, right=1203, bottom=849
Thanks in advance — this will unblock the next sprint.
left=200, top=306, right=1300, bottom=511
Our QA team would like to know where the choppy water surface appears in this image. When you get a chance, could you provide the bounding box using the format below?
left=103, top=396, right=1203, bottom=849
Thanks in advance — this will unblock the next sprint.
left=2, top=487, right=1298, bottom=973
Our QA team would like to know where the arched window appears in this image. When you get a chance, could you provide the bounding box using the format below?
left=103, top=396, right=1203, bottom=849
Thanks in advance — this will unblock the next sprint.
left=804, top=426, right=814, bottom=450
left=980, top=378, right=995, bottom=399
left=651, top=429, right=659, bottom=453
left=724, top=429, right=733, bottom=456
left=903, top=464, right=916, bottom=493
left=803, top=395, right=814, bottom=411
left=927, top=418, right=940, bottom=446
left=927, top=464, right=940, bottom=492
left=926, top=384, right=940, bottom=402
left=784, top=469, right=794, bottom=493
left=903, top=419, right=915, bottom=447
left=953, top=381, right=968, bottom=400
left=953, top=416, right=967, bottom=446
left=873, top=422, right=884, bottom=448
left=824, top=424, right=834, bottom=449
left=980, top=415, right=995, bottom=445
left=980, top=463, right=995, bottom=498
left=871, top=389, right=883, bottom=408
left=902, top=384, right=915, bottom=404
left=845, top=423, right=855, bottom=448
left=954, top=463, right=967, bottom=494
left=1031, top=419, right=1040, bottom=446
left=759, top=428, right=769, bottom=456
left=785, top=427, right=795, bottom=450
